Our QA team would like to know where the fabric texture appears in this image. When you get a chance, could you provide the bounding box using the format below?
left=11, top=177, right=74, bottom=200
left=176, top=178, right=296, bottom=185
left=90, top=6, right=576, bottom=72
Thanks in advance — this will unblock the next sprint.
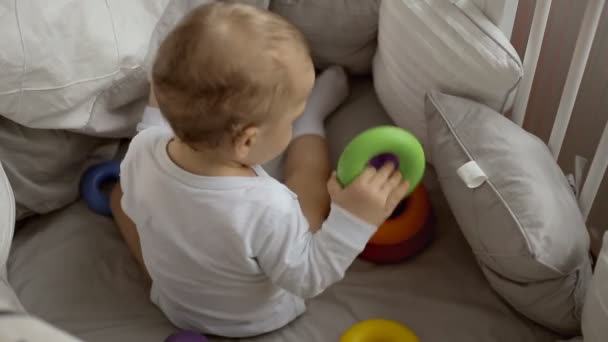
left=270, top=0, right=380, bottom=74
left=0, top=116, right=119, bottom=220
left=425, top=91, right=592, bottom=335
left=0, top=315, right=82, bottom=342
left=582, top=232, right=608, bottom=342
left=0, top=0, right=169, bottom=136
left=119, top=127, right=375, bottom=337
left=373, top=0, right=522, bottom=161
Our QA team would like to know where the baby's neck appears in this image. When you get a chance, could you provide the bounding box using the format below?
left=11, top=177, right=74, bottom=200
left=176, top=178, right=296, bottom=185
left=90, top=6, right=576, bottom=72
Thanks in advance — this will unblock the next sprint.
left=167, top=139, right=256, bottom=177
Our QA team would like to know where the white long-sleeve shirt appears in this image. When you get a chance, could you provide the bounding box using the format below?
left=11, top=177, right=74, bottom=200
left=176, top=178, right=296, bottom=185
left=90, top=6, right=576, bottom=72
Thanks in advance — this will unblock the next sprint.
left=120, top=127, right=377, bottom=337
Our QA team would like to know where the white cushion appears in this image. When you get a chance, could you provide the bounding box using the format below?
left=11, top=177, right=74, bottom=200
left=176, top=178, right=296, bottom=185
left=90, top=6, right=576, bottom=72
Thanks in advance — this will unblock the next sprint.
left=373, top=0, right=522, bottom=161
left=472, top=0, right=519, bottom=38
left=582, top=233, right=608, bottom=342
left=0, top=0, right=169, bottom=136
left=0, top=161, right=23, bottom=313
left=270, top=0, right=380, bottom=74
left=0, top=162, right=14, bottom=278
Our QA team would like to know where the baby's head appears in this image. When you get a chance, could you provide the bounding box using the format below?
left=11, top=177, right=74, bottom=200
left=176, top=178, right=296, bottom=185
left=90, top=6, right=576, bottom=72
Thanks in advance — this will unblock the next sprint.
left=152, top=1, right=314, bottom=165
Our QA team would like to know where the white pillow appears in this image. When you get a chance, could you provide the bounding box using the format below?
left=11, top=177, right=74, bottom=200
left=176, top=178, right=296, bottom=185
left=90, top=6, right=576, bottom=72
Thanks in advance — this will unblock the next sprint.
left=270, top=0, right=380, bottom=74
left=0, top=161, right=23, bottom=314
left=0, top=163, right=14, bottom=279
left=582, top=233, right=608, bottom=342
left=0, top=0, right=169, bottom=136
left=373, top=0, right=522, bottom=161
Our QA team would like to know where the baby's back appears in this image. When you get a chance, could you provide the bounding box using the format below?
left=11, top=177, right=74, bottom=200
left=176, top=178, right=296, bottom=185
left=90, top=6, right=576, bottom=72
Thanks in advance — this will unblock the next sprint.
left=120, top=128, right=305, bottom=337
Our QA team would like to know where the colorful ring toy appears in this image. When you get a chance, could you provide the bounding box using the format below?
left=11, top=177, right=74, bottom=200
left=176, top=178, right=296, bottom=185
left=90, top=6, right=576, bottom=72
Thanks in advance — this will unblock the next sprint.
left=370, top=185, right=431, bottom=245
left=360, top=215, right=434, bottom=264
left=340, top=319, right=420, bottom=342
left=79, top=160, right=121, bottom=217
left=336, top=126, right=425, bottom=195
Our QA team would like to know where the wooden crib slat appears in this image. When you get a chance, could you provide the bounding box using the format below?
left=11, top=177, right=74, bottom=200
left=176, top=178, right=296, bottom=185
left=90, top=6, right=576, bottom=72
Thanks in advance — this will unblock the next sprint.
left=548, top=0, right=606, bottom=159
left=580, top=120, right=608, bottom=220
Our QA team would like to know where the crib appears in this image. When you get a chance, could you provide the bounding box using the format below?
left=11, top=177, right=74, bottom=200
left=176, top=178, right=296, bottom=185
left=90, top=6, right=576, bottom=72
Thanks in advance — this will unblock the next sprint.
left=0, top=0, right=607, bottom=341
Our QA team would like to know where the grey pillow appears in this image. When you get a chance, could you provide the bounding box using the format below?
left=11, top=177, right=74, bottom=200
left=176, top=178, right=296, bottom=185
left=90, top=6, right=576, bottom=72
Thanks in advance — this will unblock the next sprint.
left=425, top=91, right=591, bottom=335
left=0, top=117, right=119, bottom=220
left=270, top=0, right=380, bottom=75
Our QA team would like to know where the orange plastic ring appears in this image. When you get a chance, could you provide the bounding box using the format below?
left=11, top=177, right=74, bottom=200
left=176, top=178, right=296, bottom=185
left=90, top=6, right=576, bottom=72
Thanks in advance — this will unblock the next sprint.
left=370, top=185, right=430, bottom=245
left=360, top=219, right=433, bottom=264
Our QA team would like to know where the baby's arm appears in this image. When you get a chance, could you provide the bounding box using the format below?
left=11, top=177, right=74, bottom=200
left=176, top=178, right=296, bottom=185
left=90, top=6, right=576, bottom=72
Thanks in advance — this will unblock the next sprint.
left=253, top=202, right=376, bottom=299
left=254, top=163, right=409, bottom=298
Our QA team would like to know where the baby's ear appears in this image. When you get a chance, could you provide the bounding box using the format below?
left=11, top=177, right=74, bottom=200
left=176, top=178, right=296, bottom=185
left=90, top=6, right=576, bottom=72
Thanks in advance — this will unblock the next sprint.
left=232, top=125, right=259, bottom=159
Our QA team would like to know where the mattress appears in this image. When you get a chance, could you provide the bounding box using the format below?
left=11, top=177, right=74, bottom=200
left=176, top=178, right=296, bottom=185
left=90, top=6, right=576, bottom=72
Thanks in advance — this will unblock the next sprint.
left=7, top=79, right=558, bottom=342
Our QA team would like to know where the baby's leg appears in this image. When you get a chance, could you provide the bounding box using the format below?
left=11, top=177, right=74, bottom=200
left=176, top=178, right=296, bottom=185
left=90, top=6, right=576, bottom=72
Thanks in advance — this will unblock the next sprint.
left=284, top=66, right=349, bottom=232
left=292, top=66, right=349, bottom=138
left=110, top=183, right=150, bottom=280
left=284, top=136, right=331, bottom=232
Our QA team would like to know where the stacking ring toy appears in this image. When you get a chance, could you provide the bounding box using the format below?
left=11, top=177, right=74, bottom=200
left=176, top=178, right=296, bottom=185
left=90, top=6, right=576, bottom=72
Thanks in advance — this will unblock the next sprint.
left=79, top=160, right=121, bottom=217
left=370, top=185, right=431, bottom=245
left=336, top=126, right=425, bottom=195
left=340, top=319, right=420, bottom=342
left=360, top=218, right=433, bottom=264
left=165, top=331, right=208, bottom=342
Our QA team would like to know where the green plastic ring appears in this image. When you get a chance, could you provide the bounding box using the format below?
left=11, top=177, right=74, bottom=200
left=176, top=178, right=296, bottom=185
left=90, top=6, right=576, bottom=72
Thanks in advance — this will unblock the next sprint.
left=336, top=126, right=425, bottom=195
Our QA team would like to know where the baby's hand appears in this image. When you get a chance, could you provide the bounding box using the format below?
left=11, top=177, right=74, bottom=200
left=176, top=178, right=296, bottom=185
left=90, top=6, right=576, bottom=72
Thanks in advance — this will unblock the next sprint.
left=327, top=163, right=410, bottom=226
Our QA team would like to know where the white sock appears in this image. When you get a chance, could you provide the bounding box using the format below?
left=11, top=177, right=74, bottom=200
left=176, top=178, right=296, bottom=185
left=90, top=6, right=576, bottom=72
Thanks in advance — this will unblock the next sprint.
left=136, top=106, right=172, bottom=133
left=292, top=66, right=349, bottom=139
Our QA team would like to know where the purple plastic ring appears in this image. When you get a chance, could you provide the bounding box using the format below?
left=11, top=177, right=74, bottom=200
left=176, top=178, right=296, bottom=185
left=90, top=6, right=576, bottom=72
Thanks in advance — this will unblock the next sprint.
left=368, top=153, right=400, bottom=170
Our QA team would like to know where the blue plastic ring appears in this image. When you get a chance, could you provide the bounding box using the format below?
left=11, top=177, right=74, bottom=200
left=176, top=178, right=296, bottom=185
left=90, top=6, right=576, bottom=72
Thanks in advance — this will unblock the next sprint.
left=80, top=160, right=121, bottom=217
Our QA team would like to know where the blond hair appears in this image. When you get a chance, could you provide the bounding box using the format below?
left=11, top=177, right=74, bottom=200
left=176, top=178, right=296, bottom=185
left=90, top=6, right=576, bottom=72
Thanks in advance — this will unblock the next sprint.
left=152, top=1, right=310, bottom=147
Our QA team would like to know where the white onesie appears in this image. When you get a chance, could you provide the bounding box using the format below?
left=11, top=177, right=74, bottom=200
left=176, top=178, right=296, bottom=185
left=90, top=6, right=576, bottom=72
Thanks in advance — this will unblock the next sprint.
left=120, top=127, right=377, bottom=337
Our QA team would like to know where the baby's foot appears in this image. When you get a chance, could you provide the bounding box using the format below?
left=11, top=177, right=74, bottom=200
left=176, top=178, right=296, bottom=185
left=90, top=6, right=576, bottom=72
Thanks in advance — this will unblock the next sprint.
left=292, top=66, right=349, bottom=139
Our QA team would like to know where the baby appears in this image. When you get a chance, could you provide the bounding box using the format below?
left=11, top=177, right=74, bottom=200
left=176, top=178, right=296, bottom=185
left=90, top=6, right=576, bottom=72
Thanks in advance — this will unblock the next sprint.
left=110, top=2, right=409, bottom=338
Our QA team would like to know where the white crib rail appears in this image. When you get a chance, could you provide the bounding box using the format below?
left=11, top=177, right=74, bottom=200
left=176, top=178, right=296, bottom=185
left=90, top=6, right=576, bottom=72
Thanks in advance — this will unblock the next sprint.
left=580, top=121, right=608, bottom=219
left=514, top=0, right=607, bottom=221
left=548, top=0, right=607, bottom=158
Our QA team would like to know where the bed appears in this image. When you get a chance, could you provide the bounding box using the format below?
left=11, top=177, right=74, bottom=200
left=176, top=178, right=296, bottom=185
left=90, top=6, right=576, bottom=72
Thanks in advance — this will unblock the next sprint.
left=1, top=1, right=606, bottom=341
left=6, top=78, right=559, bottom=342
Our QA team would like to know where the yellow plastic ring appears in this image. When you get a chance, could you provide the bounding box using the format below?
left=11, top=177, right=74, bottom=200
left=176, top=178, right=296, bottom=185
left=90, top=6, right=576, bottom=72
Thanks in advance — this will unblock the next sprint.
left=340, top=319, right=420, bottom=342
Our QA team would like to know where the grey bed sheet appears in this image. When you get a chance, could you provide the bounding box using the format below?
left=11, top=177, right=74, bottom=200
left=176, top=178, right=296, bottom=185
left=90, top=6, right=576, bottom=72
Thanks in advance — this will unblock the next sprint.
left=7, top=79, right=558, bottom=342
